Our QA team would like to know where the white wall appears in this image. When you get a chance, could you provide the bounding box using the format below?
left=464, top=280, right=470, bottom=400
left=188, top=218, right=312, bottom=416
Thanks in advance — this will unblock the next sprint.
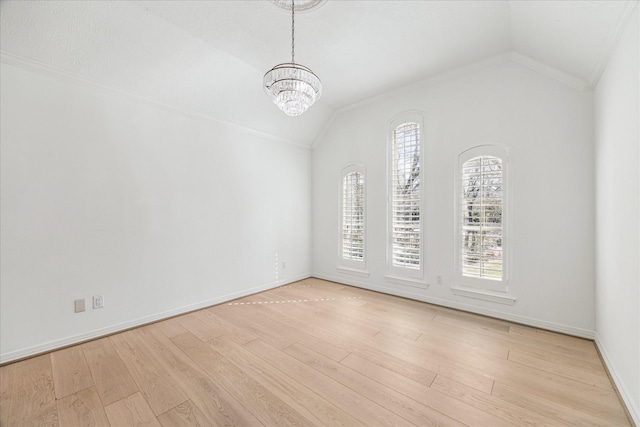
left=312, top=58, right=595, bottom=337
left=594, top=5, right=640, bottom=424
left=0, top=60, right=311, bottom=363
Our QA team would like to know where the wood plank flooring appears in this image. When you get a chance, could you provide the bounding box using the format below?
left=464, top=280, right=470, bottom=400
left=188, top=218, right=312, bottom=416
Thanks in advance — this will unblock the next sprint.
left=0, top=278, right=632, bottom=426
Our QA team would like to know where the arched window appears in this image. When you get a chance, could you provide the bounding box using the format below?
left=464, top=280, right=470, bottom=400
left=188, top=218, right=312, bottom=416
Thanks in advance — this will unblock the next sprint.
left=339, top=165, right=366, bottom=273
left=457, top=145, right=508, bottom=292
left=387, top=112, right=424, bottom=283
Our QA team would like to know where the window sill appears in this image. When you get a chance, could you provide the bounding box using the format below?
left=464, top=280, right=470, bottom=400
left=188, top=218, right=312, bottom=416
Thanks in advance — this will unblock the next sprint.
left=384, top=275, right=429, bottom=289
left=337, top=267, right=370, bottom=278
left=451, top=287, right=516, bottom=305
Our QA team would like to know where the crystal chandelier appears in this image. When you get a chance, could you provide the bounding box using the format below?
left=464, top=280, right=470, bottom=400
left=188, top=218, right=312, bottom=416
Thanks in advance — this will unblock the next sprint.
left=263, top=0, right=323, bottom=116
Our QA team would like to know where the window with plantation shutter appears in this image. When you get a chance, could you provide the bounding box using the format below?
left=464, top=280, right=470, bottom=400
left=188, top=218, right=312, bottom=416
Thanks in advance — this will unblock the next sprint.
left=387, top=113, right=424, bottom=283
left=457, top=146, right=509, bottom=292
left=339, top=165, right=367, bottom=274
left=342, top=170, right=364, bottom=260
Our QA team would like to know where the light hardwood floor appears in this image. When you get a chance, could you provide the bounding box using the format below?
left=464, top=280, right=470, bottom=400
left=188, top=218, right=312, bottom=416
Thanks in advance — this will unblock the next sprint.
left=0, top=278, right=632, bottom=426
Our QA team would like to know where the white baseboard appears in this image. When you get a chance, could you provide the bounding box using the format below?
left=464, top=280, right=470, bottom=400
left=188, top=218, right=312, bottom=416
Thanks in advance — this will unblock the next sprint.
left=313, top=272, right=595, bottom=339
left=0, top=274, right=310, bottom=365
left=595, top=335, right=640, bottom=426
left=321, top=272, right=637, bottom=424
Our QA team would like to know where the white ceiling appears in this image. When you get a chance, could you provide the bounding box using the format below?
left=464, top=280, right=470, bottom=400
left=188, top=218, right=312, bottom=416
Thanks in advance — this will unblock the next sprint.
left=0, top=0, right=636, bottom=146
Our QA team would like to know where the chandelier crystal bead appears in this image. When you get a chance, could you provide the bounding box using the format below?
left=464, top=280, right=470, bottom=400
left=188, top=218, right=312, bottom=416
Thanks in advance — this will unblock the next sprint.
left=264, top=0, right=322, bottom=116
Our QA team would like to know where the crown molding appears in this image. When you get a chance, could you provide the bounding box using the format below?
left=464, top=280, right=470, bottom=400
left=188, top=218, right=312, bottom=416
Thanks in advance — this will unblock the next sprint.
left=508, top=52, right=588, bottom=91
left=587, top=0, right=638, bottom=88
left=339, top=53, right=514, bottom=116
left=312, top=51, right=592, bottom=150
left=0, top=51, right=311, bottom=150
left=312, top=53, right=515, bottom=150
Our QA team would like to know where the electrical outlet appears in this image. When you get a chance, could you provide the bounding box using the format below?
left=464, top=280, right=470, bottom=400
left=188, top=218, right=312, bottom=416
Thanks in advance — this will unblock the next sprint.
left=436, top=275, right=443, bottom=285
left=93, top=295, right=104, bottom=309
left=74, top=299, right=85, bottom=313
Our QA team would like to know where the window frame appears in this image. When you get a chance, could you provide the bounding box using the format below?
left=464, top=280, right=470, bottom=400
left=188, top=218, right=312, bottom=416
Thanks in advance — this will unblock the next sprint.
left=455, top=145, right=509, bottom=293
left=386, top=112, right=425, bottom=284
left=338, top=164, right=368, bottom=275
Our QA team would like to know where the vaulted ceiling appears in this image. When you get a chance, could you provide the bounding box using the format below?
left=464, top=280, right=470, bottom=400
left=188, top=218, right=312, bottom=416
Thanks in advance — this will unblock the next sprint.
left=1, top=1, right=636, bottom=146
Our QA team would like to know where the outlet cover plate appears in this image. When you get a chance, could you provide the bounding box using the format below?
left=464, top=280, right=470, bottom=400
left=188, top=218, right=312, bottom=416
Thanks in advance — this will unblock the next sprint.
left=93, top=295, right=104, bottom=309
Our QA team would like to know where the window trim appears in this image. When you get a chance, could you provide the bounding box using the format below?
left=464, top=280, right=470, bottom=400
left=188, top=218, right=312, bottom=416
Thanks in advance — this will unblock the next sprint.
left=455, top=145, right=509, bottom=293
left=387, top=112, right=425, bottom=282
left=338, top=164, right=368, bottom=274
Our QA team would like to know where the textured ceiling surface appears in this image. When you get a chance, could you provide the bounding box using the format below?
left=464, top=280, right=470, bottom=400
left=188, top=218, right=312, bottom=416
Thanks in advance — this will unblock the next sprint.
left=0, top=0, right=636, bottom=146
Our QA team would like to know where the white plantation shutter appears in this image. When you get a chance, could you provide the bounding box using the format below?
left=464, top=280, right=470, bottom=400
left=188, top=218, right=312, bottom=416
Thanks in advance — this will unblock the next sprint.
left=391, top=122, right=421, bottom=270
left=342, top=171, right=365, bottom=261
left=458, top=147, right=508, bottom=292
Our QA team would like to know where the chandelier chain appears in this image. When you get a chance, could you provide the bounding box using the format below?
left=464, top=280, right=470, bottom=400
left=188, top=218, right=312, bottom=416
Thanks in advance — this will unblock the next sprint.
left=291, top=0, right=295, bottom=63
